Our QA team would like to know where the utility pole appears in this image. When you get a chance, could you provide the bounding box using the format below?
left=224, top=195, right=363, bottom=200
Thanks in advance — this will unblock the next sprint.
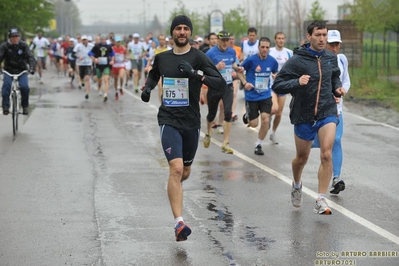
left=143, top=0, right=146, bottom=33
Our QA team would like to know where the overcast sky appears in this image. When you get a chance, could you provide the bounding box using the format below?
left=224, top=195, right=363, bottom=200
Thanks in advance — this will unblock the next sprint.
left=75, top=0, right=353, bottom=25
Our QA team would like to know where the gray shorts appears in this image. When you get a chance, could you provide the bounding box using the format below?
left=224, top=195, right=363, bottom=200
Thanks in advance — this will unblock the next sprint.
left=130, top=59, right=142, bottom=71
left=36, top=56, right=46, bottom=65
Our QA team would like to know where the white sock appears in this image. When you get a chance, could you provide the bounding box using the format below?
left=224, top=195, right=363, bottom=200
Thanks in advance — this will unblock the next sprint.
left=174, top=216, right=184, bottom=227
left=257, top=139, right=263, bottom=146
left=294, top=181, right=301, bottom=189
left=271, top=130, right=275, bottom=135
left=318, top=194, right=326, bottom=200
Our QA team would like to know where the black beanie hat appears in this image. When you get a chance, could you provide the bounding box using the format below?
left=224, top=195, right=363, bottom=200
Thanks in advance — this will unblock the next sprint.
left=170, top=15, right=193, bottom=36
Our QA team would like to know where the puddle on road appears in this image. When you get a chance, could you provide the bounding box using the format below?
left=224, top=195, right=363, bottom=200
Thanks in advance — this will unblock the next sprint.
left=198, top=160, right=245, bottom=168
left=204, top=184, right=276, bottom=263
left=197, top=160, right=267, bottom=182
left=35, top=103, right=81, bottom=109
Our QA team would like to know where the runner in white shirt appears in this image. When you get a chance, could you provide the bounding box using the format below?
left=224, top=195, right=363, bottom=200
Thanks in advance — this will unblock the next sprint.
left=32, top=32, right=50, bottom=83
left=240, top=27, right=259, bottom=62
left=239, top=27, right=259, bottom=92
left=73, top=35, right=94, bottom=99
left=127, top=33, right=147, bottom=93
left=269, top=32, right=293, bottom=144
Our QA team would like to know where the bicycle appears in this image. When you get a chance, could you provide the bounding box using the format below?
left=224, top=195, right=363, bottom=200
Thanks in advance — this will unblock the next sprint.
left=3, top=70, right=28, bottom=136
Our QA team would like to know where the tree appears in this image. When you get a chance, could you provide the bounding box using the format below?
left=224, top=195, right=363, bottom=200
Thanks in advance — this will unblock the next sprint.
left=379, top=0, right=399, bottom=69
left=348, top=0, right=382, bottom=66
left=168, top=0, right=204, bottom=36
left=223, top=6, right=249, bottom=41
left=285, top=0, right=308, bottom=42
left=0, top=0, right=54, bottom=41
left=386, top=0, right=399, bottom=68
left=307, top=0, right=326, bottom=21
left=251, top=0, right=270, bottom=36
left=53, top=0, right=81, bottom=36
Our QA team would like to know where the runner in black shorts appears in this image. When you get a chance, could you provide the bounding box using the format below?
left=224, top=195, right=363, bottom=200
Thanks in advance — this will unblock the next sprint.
left=204, top=30, right=244, bottom=154
left=237, top=37, right=278, bottom=156
left=65, top=38, right=76, bottom=84
left=160, top=125, right=199, bottom=165
left=140, top=15, right=226, bottom=241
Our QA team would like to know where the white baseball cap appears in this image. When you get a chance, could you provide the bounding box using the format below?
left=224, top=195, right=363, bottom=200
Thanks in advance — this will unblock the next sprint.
left=88, top=36, right=93, bottom=41
left=196, top=37, right=203, bottom=42
left=133, top=33, right=140, bottom=38
left=81, top=35, right=88, bottom=40
left=327, top=30, right=342, bottom=43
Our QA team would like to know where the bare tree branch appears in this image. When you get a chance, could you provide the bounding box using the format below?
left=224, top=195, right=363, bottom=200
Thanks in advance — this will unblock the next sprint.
left=284, top=0, right=308, bottom=42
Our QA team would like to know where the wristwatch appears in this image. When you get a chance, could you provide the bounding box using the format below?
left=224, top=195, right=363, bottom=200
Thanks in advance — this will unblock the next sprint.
left=196, top=70, right=205, bottom=81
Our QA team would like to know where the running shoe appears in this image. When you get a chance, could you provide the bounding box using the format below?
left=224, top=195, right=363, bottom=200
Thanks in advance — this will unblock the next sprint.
left=98, top=90, right=102, bottom=96
left=135, top=87, right=139, bottom=93
left=313, top=198, right=332, bottom=215
left=270, top=133, right=278, bottom=144
left=85, top=94, right=89, bottom=100
left=242, top=113, right=248, bottom=125
left=254, top=144, right=264, bottom=155
left=291, top=182, right=303, bottom=208
left=330, top=178, right=345, bottom=195
left=217, top=125, right=224, bottom=134
left=174, top=221, right=192, bottom=242
left=203, top=133, right=211, bottom=148
left=103, top=95, right=108, bottom=102
left=221, top=142, right=233, bottom=154
left=3, top=108, right=9, bottom=115
left=211, top=123, right=219, bottom=129
left=119, top=88, right=124, bottom=96
left=115, top=92, right=119, bottom=100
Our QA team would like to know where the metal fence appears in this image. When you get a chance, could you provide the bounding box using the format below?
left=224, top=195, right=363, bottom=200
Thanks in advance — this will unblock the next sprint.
left=285, top=42, right=399, bottom=82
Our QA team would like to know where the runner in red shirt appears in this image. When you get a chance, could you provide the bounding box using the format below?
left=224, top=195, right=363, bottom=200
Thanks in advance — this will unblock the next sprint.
left=61, top=36, right=70, bottom=76
left=112, top=36, right=126, bottom=100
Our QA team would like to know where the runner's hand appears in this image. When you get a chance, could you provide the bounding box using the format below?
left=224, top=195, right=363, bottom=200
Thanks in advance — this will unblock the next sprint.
left=178, top=60, right=197, bottom=79
left=141, top=86, right=151, bottom=102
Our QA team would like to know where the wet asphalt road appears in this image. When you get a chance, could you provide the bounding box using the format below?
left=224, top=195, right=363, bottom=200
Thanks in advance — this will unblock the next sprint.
left=0, top=70, right=398, bottom=266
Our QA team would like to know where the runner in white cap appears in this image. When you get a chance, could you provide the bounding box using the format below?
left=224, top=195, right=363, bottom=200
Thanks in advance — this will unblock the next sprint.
left=127, top=33, right=147, bottom=93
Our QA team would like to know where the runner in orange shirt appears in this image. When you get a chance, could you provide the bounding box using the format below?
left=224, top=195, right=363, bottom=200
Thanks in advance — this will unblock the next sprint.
left=229, top=34, right=241, bottom=121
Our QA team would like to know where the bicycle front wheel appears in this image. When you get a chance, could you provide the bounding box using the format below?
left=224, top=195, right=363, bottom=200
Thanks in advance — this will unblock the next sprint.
left=11, top=92, right=18, bottom=135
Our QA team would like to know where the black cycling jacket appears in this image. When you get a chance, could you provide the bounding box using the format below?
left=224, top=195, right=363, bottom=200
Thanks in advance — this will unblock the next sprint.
left=0, top=40, right=36, bottom=74
left=272, top=44, right=342, bottom=124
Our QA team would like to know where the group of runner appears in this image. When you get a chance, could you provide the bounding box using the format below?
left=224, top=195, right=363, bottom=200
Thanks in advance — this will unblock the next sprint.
left=187, top=27, right=293, bottom=155
left=140, top=16, right=350, bottom=242
left=29, top=31, right=175, bottom=102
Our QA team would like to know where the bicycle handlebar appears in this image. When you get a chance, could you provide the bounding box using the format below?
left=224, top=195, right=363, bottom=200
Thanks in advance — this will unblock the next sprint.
left=2, top=70, right=29, bottom=78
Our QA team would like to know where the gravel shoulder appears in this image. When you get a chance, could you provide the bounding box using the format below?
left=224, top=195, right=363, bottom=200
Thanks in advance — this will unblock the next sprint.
left=344, top=98, right=399, bottom=127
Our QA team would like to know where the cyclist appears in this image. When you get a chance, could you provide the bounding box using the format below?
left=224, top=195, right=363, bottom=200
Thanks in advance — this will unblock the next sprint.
left=0, top=28, right=36, bottom=115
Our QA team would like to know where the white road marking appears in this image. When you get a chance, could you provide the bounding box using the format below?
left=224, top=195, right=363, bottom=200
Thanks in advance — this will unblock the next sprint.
left=125, top=90, right=399, bottom=246
left=345, top=111, right=399, bottom=131
left=199, top=132, right=399, bottom=246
